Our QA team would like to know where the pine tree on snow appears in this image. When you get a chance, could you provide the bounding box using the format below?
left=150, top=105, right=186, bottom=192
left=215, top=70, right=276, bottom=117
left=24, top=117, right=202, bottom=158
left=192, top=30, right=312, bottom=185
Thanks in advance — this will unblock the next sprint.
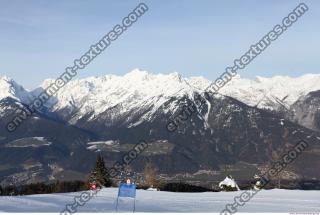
left=88, top=154, right=112, bottom=187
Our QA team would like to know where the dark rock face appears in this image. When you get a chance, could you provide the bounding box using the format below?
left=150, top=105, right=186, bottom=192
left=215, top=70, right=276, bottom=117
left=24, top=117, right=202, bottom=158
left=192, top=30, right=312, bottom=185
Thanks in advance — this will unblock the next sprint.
left=290, top=90, right=320, bottom=132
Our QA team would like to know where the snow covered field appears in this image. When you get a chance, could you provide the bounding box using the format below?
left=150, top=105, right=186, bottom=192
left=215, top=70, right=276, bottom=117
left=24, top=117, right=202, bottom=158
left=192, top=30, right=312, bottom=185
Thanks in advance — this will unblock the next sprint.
left=0, top=188, right=319, bottom=213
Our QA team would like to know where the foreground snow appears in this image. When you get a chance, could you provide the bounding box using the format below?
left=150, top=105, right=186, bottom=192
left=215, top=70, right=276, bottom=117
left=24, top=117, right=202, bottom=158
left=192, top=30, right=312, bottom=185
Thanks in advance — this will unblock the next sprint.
left=0, top=188, right=319, bottom=213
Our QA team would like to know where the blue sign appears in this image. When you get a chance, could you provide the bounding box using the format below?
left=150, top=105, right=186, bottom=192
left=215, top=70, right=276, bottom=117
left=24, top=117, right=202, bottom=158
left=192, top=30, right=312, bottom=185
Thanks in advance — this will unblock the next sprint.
left=118, top=183, right=136, bottom=198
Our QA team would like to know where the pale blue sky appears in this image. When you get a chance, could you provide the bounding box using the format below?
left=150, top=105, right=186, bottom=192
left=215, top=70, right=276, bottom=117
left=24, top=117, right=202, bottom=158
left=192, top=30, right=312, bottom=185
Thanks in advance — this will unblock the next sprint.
left=0, top=0, right=319, bottom=89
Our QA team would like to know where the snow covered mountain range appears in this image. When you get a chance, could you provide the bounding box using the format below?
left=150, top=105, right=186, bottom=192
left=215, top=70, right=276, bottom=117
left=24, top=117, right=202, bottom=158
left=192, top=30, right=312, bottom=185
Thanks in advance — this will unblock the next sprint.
left=0, top=69, right=320, bottom=186
left=1, top=69, right=320, bottom=124
left=1, top=69, right=320, bottom=132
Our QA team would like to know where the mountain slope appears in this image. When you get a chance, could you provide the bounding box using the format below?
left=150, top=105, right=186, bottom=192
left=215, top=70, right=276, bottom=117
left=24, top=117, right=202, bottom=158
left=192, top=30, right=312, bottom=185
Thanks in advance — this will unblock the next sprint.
left=69, top=92, right=320, bottom=181
left=1, top=71, right=320, bottom=186
left=218, top=74, right=320, bottom=111
left=290, top=90, right=320, bottom=132
left=3, top=71, right=320, bottom=120
left=0, top=97, right=97, bottom=185
left=28, top=71, right=320, bottom=127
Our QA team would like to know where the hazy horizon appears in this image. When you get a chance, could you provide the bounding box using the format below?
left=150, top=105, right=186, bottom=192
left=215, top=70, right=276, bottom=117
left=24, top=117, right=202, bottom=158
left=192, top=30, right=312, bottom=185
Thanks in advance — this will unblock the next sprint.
left=2, top=68, right=320, bottom=91
left=1, top=0, right=319, bottom=89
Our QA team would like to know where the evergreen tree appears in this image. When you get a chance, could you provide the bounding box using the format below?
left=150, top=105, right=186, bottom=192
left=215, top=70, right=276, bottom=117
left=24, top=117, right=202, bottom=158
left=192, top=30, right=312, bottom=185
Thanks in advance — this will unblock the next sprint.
left=88, top=154, right=112, bottom=187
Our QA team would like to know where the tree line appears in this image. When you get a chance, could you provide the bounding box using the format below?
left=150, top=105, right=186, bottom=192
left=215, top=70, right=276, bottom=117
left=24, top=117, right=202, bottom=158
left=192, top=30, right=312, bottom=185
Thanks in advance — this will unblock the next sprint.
left=1, top=154, right=319, bottom=196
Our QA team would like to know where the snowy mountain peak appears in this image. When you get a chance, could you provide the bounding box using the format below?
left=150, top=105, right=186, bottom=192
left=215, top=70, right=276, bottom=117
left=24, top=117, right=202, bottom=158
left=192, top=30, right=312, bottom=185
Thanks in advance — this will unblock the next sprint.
left=0, top=75, right=12, bottom=82
left=124, top=68, right=150, bottom=80
left=220, top=73, right=320, bottom=109
left=167, top=71, right=183, bottom=82
left=122, top=69, right=184, bottom=83
left=32, top=70, right=200, bottom=122
left=0, top=75, right=31, bottom=103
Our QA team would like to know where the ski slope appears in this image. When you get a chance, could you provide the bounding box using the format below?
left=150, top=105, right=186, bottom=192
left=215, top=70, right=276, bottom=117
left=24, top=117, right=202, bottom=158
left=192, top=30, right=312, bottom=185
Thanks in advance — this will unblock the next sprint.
left=0, top=188, right=319, bottom=213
